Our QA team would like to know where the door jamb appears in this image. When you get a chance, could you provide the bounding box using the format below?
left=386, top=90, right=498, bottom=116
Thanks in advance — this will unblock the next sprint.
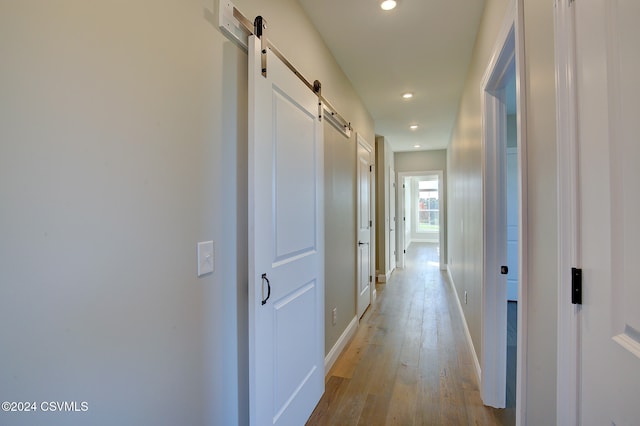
left=387, top=165, right=398, bottom=276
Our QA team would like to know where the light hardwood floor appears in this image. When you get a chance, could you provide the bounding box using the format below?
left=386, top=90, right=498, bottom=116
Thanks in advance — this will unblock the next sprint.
left=307, top=243, right=515, bottom=425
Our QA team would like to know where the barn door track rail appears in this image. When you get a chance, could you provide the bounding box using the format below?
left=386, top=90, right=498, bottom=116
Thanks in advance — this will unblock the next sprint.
left=219, top=1, right=352, bottom=137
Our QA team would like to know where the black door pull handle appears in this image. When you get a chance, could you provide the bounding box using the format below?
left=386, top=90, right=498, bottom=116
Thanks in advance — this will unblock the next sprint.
left=261, top=273, right=271, bottom=305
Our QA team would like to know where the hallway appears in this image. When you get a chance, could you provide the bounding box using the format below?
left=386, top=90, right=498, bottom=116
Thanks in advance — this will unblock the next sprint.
left=307, top=243, right=513, bottom=425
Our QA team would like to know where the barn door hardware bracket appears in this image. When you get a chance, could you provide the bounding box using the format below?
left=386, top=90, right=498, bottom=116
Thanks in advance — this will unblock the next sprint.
left=314, top=80, right=323, bottom=120
left=254, top=16, right=268, bottom=77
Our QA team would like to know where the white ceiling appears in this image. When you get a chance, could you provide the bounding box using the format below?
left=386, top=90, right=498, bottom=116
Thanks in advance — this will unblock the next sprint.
left=297, top=0, right=486, bottom=152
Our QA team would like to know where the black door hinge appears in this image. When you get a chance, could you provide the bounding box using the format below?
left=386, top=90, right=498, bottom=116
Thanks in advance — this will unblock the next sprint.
left=369, top=165, right=372, bottom=172
left=571, top=268, right=582, bottom=304
left=369, top=220, right=372, bottom=227
left=369, top=275, right=373, bottom=283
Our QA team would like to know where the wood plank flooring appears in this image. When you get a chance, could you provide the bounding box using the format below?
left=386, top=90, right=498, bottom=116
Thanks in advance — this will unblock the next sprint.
left=307, top=243, right=515, bottom=426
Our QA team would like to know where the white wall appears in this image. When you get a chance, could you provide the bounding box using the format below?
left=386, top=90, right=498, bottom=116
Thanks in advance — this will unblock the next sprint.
left=447, top=0, right=558, bottom=423
left=520, top=1, right=558, bottom=420
left=0, top=1, right=373, bottom=425
left=324, top=124, right=359, bottom=355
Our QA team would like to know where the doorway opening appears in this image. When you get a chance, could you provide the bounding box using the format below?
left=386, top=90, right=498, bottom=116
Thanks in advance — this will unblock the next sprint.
left=398, top=171, right=444, bottom=270
left=480, top=0, right=527, bottom=421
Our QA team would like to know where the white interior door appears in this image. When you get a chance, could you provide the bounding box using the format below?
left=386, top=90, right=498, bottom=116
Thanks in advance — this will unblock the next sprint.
left=397, top=177, right=411, bottom=269
left=388, top=168, right=396, bottom=272
left=248, top=35, right=324, bottom=426
left=356, top=136, right=372, bottom=318
left=506, top=147, right=518, bottom=301
left=404, top=178, right=411, bottom=250
left=574, top=1, right=640, bottom=423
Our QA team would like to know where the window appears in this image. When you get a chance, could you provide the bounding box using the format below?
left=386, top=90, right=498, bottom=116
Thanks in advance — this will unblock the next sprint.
left=417, top=179, right=439, bottom=233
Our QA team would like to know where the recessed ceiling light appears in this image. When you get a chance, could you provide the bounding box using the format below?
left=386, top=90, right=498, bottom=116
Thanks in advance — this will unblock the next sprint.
left=380, top=0, right=397, bottom=11
left=413, top=144, right=421, bottom=148
left=402, top=92, right=413, bottom=99
left=410, top=124, right=418, bottom=130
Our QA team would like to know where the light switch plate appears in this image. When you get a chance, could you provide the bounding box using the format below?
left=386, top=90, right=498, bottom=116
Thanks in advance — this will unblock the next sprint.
left=197, top=241, right=214, bottom=277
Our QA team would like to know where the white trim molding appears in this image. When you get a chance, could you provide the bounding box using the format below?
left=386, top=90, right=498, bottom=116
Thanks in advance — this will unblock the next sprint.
left=514, top=1, right=528, bottom=423
left=377, top=271, right=392, bottom=283
left=554, top=0, right=581, bottom=424
left=324, top=315, right=359, bottom=374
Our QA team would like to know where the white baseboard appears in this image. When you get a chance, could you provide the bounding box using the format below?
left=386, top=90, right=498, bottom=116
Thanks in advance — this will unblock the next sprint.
left=410, top=238, right=439, bottom=243
left=377, top=270, right=391, bottom=283
left=324, top=315, right=358, bottom=374
left=446, top=266, right=481, bottom=384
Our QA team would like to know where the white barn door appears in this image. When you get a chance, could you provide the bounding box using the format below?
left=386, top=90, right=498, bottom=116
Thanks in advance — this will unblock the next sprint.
left=248, top=35, right=324, bottom=426
left=574, top=0, right=640, bottom=423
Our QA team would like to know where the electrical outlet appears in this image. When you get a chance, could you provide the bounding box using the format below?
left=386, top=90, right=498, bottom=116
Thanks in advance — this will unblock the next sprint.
left=332, top=308, right=337, bottom=326
left=464, top=291, right=468, bottom=304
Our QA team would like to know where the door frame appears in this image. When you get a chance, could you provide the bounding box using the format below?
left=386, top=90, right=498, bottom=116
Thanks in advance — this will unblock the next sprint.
left=388, top=166, right=396, bottom=273
left=480, top=0, right=527, bottom=419
left=397, top=171, right=445, bottom=270
left=356, top=133, right=376, bottom=314
left=554, top=0, right=580, bottom=424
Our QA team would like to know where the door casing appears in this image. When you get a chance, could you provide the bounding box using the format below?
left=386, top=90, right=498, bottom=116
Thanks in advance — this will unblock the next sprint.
left=356, top=134, right=375, bottom=318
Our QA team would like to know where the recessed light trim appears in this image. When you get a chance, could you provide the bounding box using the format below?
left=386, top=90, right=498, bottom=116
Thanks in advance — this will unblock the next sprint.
left=410, top=124, right=418, bottom=130
left=380, top=0, right=397, bottom=11
left=413, top=144, right=421, bottom=148
left=402, top=92, right=413, bottom=99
